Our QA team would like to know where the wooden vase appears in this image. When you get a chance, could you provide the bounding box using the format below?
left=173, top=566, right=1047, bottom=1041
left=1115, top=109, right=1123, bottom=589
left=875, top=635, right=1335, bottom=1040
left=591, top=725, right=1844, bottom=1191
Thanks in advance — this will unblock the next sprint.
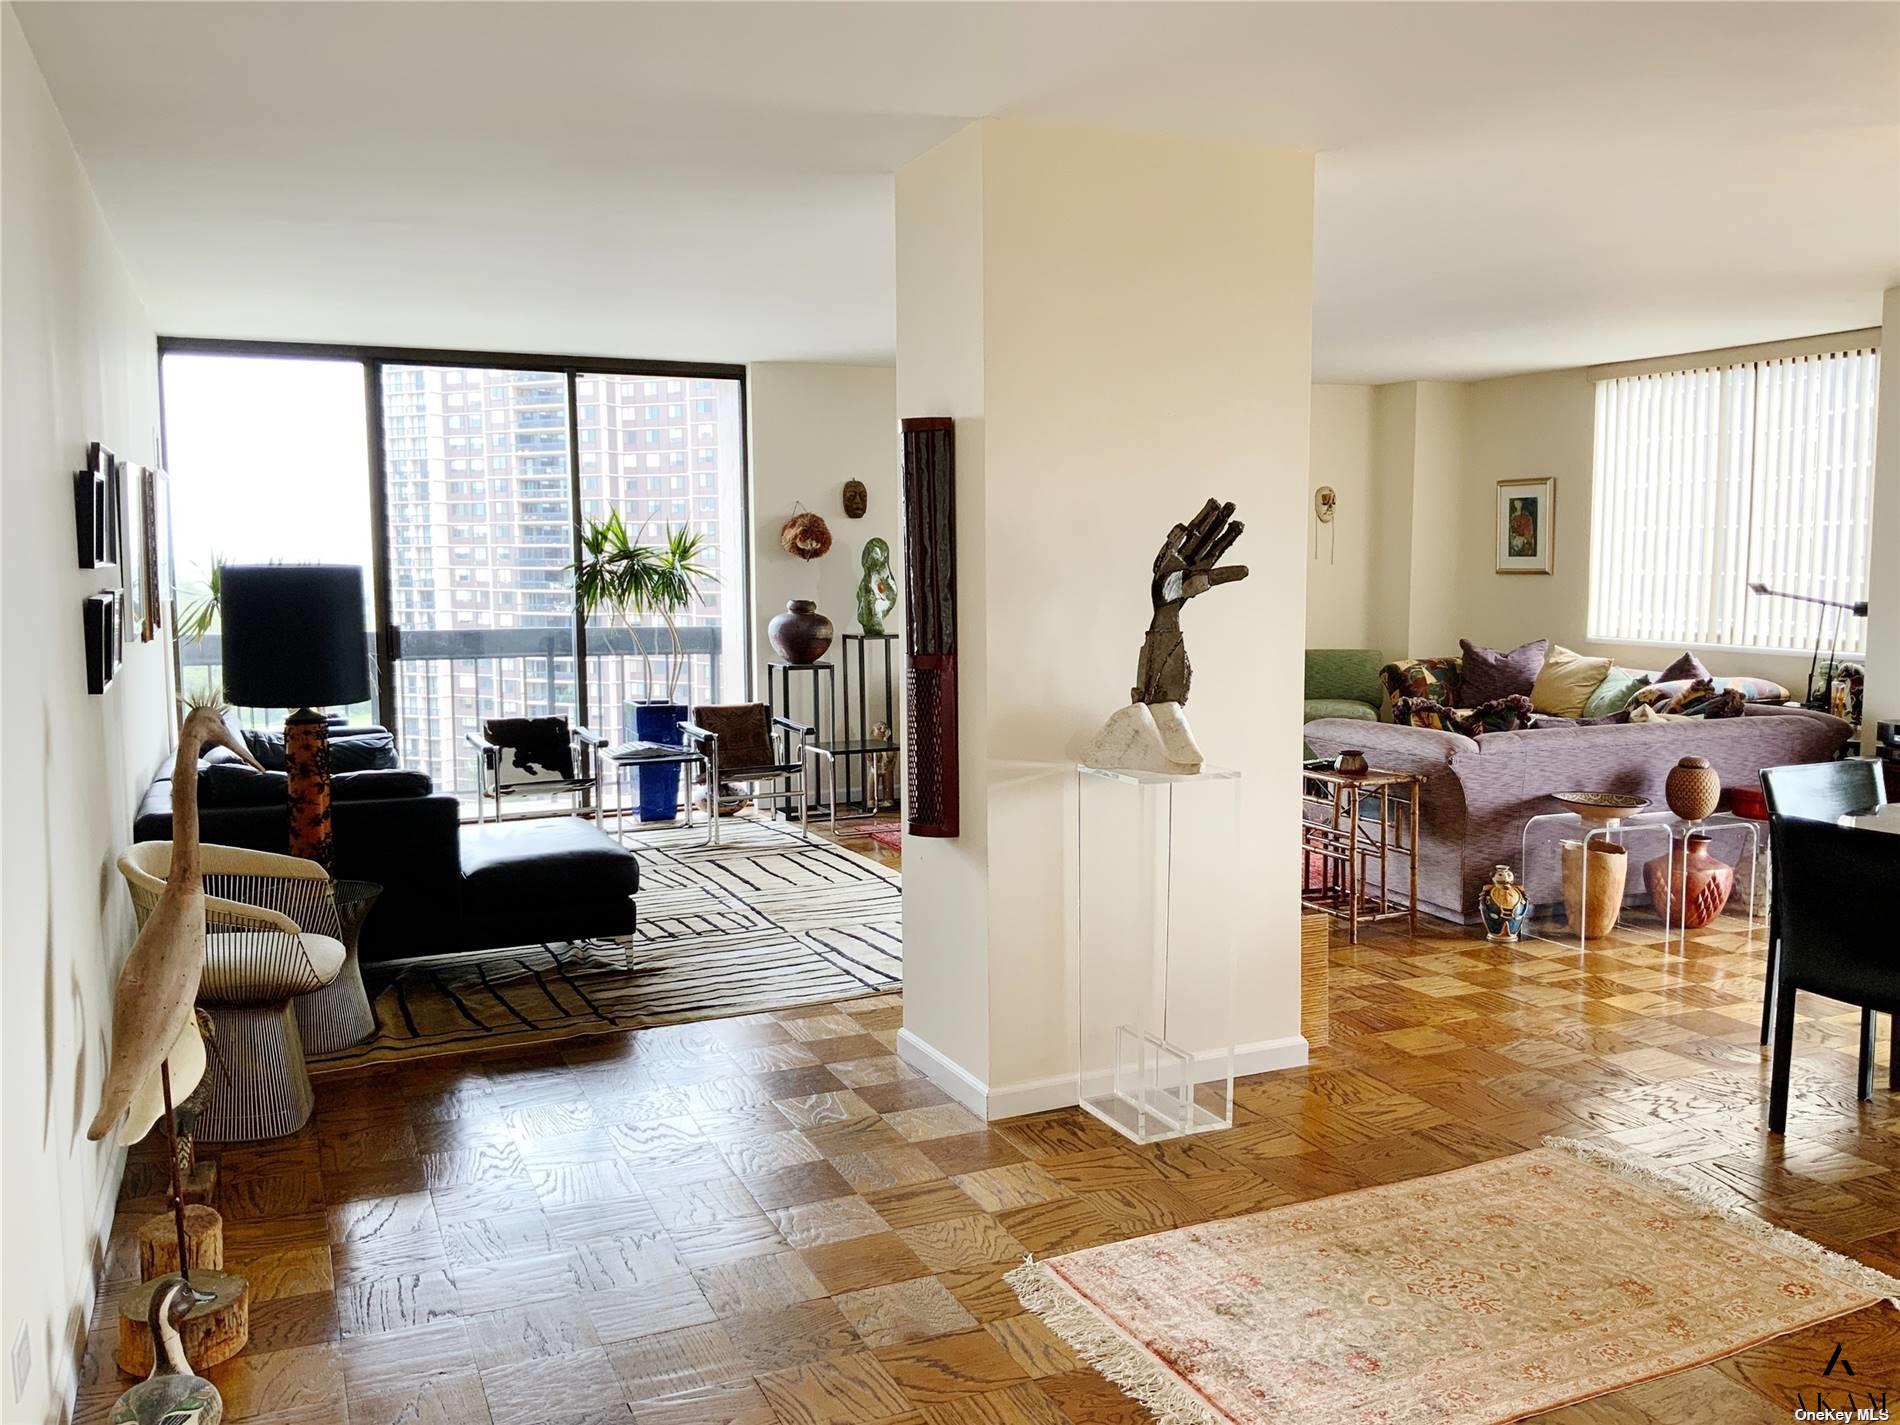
left=1560, top=840, right=1627, bottom=938
left=1665, top=755, right=1720, bottom=822
left=1643, top=832, right=1735, bottom=930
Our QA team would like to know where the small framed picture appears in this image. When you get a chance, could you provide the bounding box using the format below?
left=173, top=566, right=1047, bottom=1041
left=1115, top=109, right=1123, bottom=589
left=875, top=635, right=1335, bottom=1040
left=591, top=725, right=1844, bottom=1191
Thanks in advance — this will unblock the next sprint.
left=121, top=461, right=146, bottom=637
left=1496, top=478, right=1555, bottom=575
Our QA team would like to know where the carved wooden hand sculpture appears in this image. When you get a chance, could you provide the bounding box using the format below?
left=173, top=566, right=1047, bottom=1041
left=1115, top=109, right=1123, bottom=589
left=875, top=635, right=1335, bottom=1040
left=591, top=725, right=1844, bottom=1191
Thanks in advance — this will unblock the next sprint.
left=1131, top=498, right=1249, bottom=705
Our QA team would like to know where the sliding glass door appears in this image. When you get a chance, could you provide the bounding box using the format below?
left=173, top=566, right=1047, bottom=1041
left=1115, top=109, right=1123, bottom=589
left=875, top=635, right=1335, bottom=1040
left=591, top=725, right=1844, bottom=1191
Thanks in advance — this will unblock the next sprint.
left=576, top=370, right=747, bottom=734
left=159, top=341, right=749, bottom=810
left=379, top=364, right=578, bottom=794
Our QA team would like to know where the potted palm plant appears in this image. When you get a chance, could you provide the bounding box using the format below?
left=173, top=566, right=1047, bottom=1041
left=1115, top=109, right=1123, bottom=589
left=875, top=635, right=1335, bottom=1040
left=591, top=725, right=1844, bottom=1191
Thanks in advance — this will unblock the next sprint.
left=572, top=513, right=715, bottom=823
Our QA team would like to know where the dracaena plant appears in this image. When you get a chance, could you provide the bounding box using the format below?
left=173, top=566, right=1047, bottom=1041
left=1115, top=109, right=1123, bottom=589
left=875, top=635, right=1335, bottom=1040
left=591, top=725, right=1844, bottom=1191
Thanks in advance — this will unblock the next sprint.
left=571, top=512, right=715, bottom=705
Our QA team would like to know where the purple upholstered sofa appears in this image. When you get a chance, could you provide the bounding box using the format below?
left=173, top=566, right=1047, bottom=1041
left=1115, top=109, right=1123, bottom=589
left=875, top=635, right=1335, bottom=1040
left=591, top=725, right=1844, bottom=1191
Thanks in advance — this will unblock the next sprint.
left=1303, top=706, right=1853, bottom=923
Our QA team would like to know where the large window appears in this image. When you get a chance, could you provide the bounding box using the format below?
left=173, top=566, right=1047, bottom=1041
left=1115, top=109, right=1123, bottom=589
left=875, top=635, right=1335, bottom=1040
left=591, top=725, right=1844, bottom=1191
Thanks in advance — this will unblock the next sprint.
left=161, top=352, right=376, bottom=721
left=1588, top=346, right=1880, bottom=655
left=160, top=342, right=748, bottom=807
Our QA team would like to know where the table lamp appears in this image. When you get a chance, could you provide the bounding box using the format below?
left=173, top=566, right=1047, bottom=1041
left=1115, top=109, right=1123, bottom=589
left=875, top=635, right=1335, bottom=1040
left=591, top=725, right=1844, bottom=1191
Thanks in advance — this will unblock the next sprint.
left=219, top=565, right=369, bottom=868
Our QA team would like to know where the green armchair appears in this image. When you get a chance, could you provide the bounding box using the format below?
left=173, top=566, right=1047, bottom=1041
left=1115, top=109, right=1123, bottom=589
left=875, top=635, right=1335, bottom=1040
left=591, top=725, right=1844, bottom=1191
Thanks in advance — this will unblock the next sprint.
left=1304, top=649, right=1383, bottom=724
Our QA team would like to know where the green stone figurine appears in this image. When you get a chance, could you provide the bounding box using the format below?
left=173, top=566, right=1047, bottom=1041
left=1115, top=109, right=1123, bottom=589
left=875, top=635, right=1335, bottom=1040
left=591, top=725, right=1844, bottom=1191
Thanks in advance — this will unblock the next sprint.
left=856, top=537, right=897, bottom=635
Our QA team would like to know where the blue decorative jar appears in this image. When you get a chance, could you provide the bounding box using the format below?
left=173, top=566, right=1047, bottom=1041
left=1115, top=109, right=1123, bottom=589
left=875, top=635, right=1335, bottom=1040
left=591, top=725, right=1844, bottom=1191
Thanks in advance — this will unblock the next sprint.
left=1479, top=864, right=1530, bottom=943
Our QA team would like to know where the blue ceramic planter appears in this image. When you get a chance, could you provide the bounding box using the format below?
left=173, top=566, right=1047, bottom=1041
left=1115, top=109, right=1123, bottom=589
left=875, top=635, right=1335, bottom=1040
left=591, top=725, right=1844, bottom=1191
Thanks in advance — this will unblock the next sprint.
left=627, top=700, right=687, bottom=822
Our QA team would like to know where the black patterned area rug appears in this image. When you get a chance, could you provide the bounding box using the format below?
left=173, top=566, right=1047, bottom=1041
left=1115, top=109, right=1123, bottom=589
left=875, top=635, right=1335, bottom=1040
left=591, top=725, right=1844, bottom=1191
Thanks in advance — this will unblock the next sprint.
left=308, top=817, right=901, bottom=1074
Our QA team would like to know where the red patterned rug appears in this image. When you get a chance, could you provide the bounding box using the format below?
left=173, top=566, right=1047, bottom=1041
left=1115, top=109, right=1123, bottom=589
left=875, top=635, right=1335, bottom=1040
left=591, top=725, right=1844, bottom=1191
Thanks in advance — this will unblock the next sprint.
left=858, top=821, right=903, bottom=853
left=1008, top=1139, right=1899, bottom=1425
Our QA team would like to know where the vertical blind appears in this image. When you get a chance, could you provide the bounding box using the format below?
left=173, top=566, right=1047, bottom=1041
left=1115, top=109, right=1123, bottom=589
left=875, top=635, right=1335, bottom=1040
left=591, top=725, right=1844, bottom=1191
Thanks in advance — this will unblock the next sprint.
left=1588, top=347, right=1880, bottom=656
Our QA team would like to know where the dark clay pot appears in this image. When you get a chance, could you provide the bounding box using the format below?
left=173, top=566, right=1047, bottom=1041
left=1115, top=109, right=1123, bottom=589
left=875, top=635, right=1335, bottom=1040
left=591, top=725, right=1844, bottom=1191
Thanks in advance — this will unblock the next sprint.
left=769, top=600, right=833, bottom=665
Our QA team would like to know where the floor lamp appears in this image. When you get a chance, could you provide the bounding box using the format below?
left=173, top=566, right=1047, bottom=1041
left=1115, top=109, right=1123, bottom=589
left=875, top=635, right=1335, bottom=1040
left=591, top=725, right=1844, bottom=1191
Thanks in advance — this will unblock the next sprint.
left=219, top=564, right=370, bottom=868
left=1746, top=581, right=1870, bottom=712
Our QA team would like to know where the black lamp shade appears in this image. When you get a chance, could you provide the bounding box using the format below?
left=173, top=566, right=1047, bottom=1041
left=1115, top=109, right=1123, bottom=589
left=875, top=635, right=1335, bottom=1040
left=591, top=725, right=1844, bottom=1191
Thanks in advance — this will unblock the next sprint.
left=220, top=565, right=370, bottom=709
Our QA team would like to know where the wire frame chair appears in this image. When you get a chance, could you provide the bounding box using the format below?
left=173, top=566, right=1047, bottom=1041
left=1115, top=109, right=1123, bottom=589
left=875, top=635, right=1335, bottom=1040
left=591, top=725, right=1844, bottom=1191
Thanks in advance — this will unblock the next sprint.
left=119, top=843, right=346, bottom=1141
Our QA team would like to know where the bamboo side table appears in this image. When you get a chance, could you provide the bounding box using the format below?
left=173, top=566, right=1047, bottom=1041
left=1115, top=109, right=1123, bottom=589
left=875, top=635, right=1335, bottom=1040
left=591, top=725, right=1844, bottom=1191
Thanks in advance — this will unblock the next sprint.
left=1300, top=765, right=1421, bottom=943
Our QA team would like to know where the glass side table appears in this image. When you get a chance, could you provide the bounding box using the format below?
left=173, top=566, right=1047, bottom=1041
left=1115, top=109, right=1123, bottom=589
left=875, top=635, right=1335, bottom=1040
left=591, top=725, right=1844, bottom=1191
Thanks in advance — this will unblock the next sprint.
left=294, top=878, right=382, bottom=1053
left=1653, top=812, right=1761, bottom=953
left=1519, top=810, right=1673, bottom=951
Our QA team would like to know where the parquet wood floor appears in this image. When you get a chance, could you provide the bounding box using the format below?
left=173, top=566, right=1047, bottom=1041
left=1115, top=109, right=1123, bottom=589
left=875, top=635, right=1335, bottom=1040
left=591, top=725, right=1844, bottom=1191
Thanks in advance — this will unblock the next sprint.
left=76, top=905, right=1897, bottom=1425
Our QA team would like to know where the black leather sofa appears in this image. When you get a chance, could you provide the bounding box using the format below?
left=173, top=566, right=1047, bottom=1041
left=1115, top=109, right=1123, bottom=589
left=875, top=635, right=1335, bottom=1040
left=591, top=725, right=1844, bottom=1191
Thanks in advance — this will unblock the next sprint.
left=132, top=719, right=638, bottom=963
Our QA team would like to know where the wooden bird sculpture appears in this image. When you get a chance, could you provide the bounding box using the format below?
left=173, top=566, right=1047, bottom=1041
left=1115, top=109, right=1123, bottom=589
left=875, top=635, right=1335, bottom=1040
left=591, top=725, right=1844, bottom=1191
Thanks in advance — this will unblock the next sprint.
left=88, top=702, right=262, bottom=1143
left=109, top=1277, right=224, bottom=1424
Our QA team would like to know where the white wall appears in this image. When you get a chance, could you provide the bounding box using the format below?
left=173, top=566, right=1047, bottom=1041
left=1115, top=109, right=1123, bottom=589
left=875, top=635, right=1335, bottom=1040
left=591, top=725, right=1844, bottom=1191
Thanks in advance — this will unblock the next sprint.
left=1367, top=382, right=1418, bottom=660
left=1305, top=385, right=1375, bottom=649
left=746, top=363, right=899, bottom=737
left=1862, top=287, right=1900, bottom=752
left=893, top=124, right=992, bottom=1089
left=1405, top=381, right=1469, bottom=655
left=2, top=8, right=169, bottom=1420
left=898, top=118, right=1314, bottom=1112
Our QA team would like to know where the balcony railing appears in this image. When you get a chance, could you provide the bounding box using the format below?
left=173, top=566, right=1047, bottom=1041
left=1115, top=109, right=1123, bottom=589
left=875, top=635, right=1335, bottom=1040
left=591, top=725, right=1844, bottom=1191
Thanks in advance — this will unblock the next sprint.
left=182, top=624, right=726, bottom=810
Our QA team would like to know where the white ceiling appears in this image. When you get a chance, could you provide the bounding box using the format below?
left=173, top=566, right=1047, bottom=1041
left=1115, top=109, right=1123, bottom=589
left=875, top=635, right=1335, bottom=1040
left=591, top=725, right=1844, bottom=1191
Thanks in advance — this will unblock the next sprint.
left=15, top=2, right=1900, bottom=383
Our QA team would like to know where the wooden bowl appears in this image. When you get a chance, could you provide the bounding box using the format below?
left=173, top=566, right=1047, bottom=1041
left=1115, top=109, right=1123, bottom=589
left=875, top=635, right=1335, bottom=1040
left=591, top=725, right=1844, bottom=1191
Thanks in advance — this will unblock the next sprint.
left=1552, top=791, right=1651, bottom=825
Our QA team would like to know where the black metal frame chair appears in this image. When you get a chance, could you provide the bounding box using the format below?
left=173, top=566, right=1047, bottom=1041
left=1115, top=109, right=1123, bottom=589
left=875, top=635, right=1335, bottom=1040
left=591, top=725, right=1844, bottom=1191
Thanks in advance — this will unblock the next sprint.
left=1760, top=769, right=1898, bottom=1134
left=680, top=704, right=815, bottom=844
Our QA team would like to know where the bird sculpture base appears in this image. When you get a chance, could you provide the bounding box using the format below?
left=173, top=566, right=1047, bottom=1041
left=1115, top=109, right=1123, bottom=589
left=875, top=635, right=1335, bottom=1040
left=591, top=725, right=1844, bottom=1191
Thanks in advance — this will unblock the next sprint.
left=117, top=1272, right=249, bottom=1377
left=1081, top=702, right=1204, bottom=776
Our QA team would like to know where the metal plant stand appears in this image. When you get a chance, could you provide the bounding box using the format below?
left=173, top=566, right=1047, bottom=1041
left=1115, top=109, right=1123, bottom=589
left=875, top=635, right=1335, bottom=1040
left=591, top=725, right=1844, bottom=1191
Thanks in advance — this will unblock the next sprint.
left=823, top=632, right=901, bottom=815
left=766, top=661, right=836, bottom=821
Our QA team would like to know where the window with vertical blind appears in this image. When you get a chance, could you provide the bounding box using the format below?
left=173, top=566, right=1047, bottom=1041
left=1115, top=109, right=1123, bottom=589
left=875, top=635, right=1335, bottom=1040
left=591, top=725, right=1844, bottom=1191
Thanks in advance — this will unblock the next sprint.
left=1588, top=346, right=1880, bottom=656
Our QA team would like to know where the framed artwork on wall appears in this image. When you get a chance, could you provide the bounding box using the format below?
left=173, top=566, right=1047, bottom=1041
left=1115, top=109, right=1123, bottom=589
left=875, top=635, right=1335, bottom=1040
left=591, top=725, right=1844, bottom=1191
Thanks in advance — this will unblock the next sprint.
left=121, top=460, right=147, bottom=638
left=76, top=442, right=119, bottom=569
left=1496, top=477, right=1555, bottom=575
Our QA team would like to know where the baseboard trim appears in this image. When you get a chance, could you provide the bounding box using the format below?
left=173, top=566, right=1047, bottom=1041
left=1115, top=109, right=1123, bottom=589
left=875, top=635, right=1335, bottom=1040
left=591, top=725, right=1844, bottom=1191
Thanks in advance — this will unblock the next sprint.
left=898, top=1030, right=1311, bottom=1123
left=895, top=1028, right=990, bottom=1117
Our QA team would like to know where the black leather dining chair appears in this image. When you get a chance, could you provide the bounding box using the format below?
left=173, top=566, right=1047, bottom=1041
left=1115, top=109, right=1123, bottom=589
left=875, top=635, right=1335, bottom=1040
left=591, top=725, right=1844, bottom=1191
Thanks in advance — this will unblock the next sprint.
left=1759, top=806, right=1899, bottom=1134
left=1758, top=761, right=1885, bottom=1042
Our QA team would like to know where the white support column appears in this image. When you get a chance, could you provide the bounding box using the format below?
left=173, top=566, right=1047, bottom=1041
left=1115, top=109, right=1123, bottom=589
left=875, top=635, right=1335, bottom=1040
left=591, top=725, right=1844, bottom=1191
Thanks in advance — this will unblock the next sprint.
left=895, top=118, right=1316, bottom=1116
left=1860, top=287, right=1900, bottom=756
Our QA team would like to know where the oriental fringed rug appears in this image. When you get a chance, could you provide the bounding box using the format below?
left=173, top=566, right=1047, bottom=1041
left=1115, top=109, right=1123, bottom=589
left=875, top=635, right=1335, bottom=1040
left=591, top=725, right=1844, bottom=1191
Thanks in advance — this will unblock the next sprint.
left=1007, top=1139, right=1900, bottom=1425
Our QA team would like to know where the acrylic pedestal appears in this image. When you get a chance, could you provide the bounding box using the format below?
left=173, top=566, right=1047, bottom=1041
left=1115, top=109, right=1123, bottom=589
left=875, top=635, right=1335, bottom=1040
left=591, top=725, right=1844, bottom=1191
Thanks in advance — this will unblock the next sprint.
left=1076, top=763, right=1239, bottom=1144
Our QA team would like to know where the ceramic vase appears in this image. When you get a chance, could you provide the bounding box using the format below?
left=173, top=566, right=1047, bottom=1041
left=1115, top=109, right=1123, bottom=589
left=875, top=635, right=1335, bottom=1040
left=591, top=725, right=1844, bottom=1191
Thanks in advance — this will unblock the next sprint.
left=1333, top=749, right=1368, bottom=776
left=1560, top=839, right=1627, bottom=938
left=1479, top=864, right=1531, bottom=943
left=1643, top=832, right=1734, bottom=930
left=769, top=600, right=833, bottom=665
left=1664, top=755, right=1720, bottom=822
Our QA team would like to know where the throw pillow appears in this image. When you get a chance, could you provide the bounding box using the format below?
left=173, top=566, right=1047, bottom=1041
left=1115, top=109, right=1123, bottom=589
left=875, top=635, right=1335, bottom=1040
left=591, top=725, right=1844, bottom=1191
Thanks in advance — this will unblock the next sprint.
left=1659, top=650, right=1712, bottom=683
left=1391, top=696, right=1456, bottom=732
left=1529, top=644, right=1612, bottom=718
left=1579, top=667, right=1651, bottom=719
left=1379, top=659, right=1461, bottom=718
left=1458, top=638, right=1549, bottom=705
left=1454, top=694, right=1538, bottom=738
